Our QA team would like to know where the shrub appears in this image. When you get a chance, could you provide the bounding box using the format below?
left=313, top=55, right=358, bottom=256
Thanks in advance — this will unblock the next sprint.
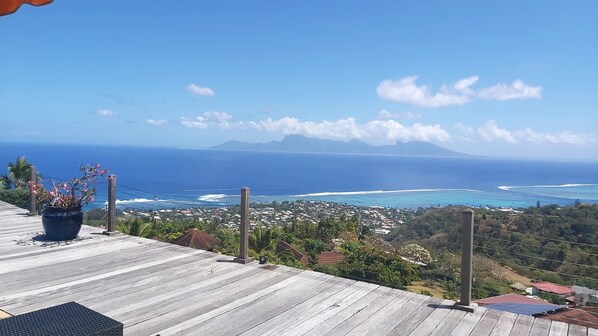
left=0, top=188, right=29, bottom=209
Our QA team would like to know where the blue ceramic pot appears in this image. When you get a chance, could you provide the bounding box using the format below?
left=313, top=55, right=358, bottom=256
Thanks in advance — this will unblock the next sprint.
left=42, top=206, right=83, bottom=241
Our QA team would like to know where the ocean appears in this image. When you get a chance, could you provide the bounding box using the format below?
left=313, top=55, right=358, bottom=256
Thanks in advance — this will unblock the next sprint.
left=1, top=143, right=597, bottom=210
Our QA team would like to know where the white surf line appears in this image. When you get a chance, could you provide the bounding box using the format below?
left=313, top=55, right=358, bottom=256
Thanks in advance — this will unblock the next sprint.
left=499, top=183, right=598, bottom=191
left=294, top=188, right=481, bottom=197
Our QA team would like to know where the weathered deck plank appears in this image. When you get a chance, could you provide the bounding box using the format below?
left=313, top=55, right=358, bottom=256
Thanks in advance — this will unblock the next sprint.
left=529, top=318, right=552, bottom=336
left=567, top=323, right=588, bottom=336
left=239, top=281, right=378, bottom=336
left=488, top=311, right=518, bottom=336
left=319, top=288, right=411, bottom=335
left=282, top=285, right=395, bottom=336
left=2, top=252, right=217, bottom=311
left=510, top=315, right=536, bottom=336
left=449, top=306, right=488, bottom=335
left=469, top=307, right=502, bottom=336
left=182, top=275, right=352, bottom=335
left=548, top=320, right=569, bottom=336
left=0, top=201, right=590, bottom=335
left=427, top=308, right=467, bottom=336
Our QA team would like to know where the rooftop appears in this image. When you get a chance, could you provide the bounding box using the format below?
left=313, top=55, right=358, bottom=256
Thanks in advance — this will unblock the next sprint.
left=475, top=293, right=552, bottom=306
left=541, top=309, right=598, bottom=330
left=0, top=201, right=595, bottom=335
left=532, top=282, right=573, bottom=295
left=173, top=228, right=221, bottom=251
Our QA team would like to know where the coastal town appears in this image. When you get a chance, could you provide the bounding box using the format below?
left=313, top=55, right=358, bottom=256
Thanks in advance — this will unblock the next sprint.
left=118, top=200, right=413, bottom=235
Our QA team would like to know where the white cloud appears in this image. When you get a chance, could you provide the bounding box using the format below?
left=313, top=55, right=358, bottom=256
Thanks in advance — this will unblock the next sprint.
left=377, top=76, right=542, bottom=107
left=376, top=76, right=473, bottom=107
left=202, top=111, right=232, bottom=122
left=96, top=109, right=116, bottom=117
left=364, top=120, right=450, bottom=142
left=478, top=80, right=542, bottom=100
left=250, top=117, right=363, bottom=140
left=181, top=117, right=208, bottom=129
left=474, top=120, right=594, bottom=145
left=477, top=120, right=517, bottom=143
left=178, top=109, right=594, bottom=146
left=186, top=83, right=215, bottom=96
left=180, top=111, right=451, bottom=143
left=454, top=122, right=474, bottom=135
left=181, top=111, right=236, bottom=129
left=513, top=128, right=595, bottom=145
left=145, top=119, right=168, bottom=126
left=453, top=76, right=479, bottom=95
left=247, top=117, right=450, bottom=143
left=377, top=109, right=421, bottom=120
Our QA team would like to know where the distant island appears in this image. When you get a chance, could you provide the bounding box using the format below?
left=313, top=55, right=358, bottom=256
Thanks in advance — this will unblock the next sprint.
left=211, top=134, right=466, bottom=156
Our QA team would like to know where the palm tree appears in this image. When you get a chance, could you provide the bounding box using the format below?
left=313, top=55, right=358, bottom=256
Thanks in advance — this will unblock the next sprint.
left=249, top=225, right=279, bottom=253
left=0, top=174, right=9, bottom=189
left=117, top=219, right=153, bottom=237
left=4, top=156, right=33, bottom=189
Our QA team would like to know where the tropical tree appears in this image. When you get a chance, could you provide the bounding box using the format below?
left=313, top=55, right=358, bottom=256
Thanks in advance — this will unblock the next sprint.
left=249, top=224, right=279, bottom=253
left=2, top=156, right=34, bottom=189
left=398, top=243, right=433, bottom=265
left=117, top=219, right=153, bottom=237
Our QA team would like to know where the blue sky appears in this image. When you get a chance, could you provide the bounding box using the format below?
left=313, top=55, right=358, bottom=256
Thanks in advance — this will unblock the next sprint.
left=1, top=1, right=597, bottom=159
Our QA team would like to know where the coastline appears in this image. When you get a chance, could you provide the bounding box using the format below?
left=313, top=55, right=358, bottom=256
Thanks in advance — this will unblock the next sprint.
left=97, top=183, right=598, bottom=211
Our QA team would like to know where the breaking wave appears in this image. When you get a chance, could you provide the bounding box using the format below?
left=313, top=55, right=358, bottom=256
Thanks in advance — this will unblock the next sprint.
left=198, top=194, right=233, bottom=202
left=294, top=188, right=481, bottom=198
left=498, top=183, right=598, bottom=191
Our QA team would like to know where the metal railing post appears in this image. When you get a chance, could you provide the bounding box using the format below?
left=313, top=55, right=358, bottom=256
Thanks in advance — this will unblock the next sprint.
left=234, top=187, right=252, bottom=264
left=454, top=209, right=475, bottom=312
left=103, top=175, right=117, bottom=235
left=28, top=166, right=37, bottom=216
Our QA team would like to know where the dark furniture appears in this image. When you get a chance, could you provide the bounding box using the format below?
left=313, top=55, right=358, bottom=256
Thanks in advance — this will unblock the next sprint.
left=0, top=302, right=123, bottom=336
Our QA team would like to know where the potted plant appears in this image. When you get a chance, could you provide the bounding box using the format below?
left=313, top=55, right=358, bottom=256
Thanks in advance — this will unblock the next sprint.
left=29, top=164, right=109, bottom=241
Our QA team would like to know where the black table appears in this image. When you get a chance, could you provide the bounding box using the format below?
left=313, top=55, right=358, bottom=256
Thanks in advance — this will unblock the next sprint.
left=0, top=302, right=123, bottom=336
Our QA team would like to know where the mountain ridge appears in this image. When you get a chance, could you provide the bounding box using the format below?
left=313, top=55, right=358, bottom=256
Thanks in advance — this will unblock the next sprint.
left=211, top=135, right=467, bottom=156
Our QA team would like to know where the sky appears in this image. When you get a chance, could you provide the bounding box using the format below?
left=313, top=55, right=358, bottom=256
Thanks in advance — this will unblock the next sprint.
left=1, top=1, right=597, bottom=160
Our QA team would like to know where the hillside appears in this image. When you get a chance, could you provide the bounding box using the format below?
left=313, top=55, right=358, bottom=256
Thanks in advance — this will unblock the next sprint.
left=211, top=134, right=466, bottom=156
left=386, top=204, right=598, bottom=288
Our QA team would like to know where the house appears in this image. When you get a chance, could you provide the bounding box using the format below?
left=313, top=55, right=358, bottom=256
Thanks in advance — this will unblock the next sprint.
left=510, top=282, right=528, bottom=292
left=539, top=308, right=598, bottom=329
left=570, top=285, right=598, bottom=306
left=316, top=251, right=345, bottom=266
left=172, top=228, right=221, bottom=251
left=531, top=281, right=573, bottom=297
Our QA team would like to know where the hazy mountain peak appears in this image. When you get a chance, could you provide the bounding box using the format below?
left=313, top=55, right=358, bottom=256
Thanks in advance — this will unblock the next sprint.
left=212, top=135, right=466, bottom=156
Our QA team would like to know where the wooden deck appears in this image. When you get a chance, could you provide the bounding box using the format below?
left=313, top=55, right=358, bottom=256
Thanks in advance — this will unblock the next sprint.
left=0, top=201, right=595, bottom=336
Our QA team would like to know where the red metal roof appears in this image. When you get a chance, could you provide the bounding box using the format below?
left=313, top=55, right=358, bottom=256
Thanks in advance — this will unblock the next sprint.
left=532, top=282, right=573, bottom=295
left=540, top=309, right=598, bottom=329
left=173, top=228, right=221, bottom=251
left=475, top=293, right=548, bottom=306
left=317, top=251, right=345, bottom=266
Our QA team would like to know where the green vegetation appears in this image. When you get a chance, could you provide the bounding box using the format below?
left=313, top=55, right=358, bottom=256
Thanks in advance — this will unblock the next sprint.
left=80, top=201, right=596, bottom=299
left=0, top=188, right=29, bottom=209
left=337, top=242, right=418, bottom=289
left=387, top=204, right=598, bottom=293
left=1, top=156, right=34, bottom=190
left=0, top=156, right=35, bottom=209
